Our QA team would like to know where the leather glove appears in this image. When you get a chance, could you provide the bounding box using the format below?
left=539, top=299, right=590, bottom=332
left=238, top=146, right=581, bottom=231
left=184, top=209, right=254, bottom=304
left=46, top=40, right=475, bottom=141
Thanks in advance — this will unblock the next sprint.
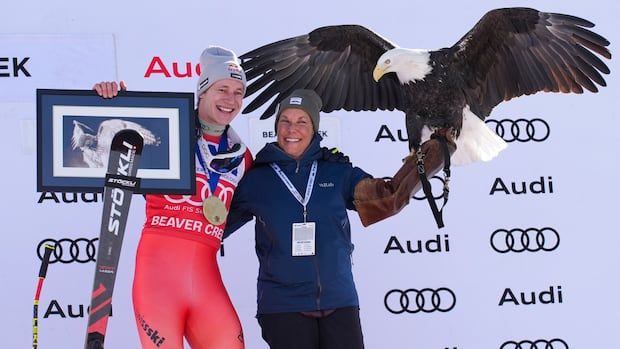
left=321, top=147, right=350, bottom=164
left=353, top=135, right=456, bottom=226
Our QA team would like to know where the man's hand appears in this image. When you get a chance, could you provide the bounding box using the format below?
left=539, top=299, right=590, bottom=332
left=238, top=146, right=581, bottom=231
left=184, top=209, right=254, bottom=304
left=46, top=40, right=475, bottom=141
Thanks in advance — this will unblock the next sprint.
left=93, top=80, right=127, bottom=98
left=321, top=147, right=350, bottom=164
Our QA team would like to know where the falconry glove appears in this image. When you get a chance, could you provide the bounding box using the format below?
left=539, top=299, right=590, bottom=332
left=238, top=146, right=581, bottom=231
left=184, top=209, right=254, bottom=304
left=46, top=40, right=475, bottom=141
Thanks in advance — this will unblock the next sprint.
left=353, top=136, right=456, bottom=227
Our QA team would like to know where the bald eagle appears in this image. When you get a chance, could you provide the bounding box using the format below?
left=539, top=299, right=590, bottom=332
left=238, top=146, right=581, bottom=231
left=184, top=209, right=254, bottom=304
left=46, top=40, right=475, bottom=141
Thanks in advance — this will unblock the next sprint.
left=240, top=7, right=611, bottom=165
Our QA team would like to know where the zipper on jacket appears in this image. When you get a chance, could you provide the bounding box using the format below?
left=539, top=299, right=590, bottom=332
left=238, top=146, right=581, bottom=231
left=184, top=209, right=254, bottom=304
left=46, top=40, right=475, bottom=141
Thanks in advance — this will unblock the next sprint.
left=295, top=159, right=300, bottom=173
left=258, top=216, right=274, bottom=273
left=313, top=256, right=322, bottom=310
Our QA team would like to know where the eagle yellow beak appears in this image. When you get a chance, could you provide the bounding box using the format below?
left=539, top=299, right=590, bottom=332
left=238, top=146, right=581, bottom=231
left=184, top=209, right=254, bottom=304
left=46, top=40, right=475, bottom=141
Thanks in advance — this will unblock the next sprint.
left=373, top=67, right=385, bottom=82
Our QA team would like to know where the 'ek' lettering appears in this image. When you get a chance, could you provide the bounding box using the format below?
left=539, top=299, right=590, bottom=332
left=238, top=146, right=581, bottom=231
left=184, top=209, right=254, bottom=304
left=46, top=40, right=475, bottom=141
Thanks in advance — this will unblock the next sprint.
left=498, top=285, right=563, bottom=306
left=374, top=125, right=408, bottom=142
left=0, top=57, right=31, bottom=77
left=489, top=176, right=554, bottom=195
left=144, top=56, right=200, bottom=78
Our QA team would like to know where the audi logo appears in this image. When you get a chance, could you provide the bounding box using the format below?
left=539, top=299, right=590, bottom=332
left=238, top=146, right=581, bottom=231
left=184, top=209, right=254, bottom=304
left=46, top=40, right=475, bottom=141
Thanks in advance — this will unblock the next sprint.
left=500, top=338, right=569, bottom=349
left=37, top=238, right=98, bottom=264
left=486, top=118, right=550, bottom=142
left=384, top=288, right=456, bottom=314
left=164, top=175, right=234, bottom=206
left=412, top=175, right=445, bottom=201
left=490, top=227, right=560, bottom=253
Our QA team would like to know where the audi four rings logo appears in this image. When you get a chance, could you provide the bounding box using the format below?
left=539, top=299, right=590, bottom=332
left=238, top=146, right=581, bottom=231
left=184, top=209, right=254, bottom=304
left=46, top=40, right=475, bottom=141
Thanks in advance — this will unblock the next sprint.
left=500, top=338, right=569, bottom=349
left=37, top=238, right=98, bottom=263
left=490, top=227, right=560, bottom=253
left=164, top=175, right=234, bottom=206
left=412, top=175, right=445, bottom=201
left=485, top=118, right=550, bottom=142
left=384, top=288, right=456, bottom=314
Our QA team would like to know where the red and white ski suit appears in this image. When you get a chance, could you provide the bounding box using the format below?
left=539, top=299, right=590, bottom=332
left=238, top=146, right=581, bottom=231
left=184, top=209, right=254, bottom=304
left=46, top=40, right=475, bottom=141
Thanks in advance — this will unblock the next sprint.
left=133, top=131, right=251, bottom=349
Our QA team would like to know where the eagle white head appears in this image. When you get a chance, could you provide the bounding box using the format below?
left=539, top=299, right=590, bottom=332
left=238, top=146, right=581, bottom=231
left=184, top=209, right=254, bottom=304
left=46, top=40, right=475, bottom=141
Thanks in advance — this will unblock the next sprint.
left=373, top=48, right=432, bottom=84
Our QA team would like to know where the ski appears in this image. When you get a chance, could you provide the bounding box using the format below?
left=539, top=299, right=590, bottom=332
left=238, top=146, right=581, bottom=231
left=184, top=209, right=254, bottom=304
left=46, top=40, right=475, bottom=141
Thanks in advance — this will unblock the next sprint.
left=84, top=129, right=143, bottom=349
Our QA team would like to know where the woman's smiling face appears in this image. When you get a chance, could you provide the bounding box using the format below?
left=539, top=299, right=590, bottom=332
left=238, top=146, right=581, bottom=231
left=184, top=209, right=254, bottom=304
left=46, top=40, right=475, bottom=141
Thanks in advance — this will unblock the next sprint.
left=276, top=108, right=314, bottom=159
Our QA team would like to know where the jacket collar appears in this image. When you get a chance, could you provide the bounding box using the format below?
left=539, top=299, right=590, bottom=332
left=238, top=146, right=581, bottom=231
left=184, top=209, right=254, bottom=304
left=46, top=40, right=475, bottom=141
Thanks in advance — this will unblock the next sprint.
left=254, top=134, right=323, bottom=167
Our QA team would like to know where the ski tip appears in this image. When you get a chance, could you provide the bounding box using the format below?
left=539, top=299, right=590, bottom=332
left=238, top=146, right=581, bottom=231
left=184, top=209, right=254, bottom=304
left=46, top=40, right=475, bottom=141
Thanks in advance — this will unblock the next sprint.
left=111, top=129, right=144, bottom=153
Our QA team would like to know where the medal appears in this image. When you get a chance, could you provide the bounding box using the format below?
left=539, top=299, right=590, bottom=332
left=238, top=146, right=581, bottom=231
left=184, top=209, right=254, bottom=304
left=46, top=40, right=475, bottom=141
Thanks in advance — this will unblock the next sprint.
left=196, top=131, right=231, bottom=226
left=203, top=196, right=228, bottom=225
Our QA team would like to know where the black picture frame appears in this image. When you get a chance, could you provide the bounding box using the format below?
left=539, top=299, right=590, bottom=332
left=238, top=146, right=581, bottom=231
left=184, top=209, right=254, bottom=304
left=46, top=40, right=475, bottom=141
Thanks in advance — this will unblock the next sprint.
left=36, top=89, right=196, bottom=194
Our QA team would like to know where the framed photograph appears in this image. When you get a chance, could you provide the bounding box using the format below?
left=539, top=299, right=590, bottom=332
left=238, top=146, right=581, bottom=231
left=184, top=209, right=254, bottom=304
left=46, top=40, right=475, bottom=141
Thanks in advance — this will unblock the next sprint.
left=37, top=89, right=196, bottom=194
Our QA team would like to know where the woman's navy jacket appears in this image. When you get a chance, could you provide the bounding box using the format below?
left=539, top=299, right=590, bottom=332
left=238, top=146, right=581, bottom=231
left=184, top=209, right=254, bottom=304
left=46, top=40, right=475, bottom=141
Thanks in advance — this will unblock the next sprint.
left=224, top=135, right=370, bottom=314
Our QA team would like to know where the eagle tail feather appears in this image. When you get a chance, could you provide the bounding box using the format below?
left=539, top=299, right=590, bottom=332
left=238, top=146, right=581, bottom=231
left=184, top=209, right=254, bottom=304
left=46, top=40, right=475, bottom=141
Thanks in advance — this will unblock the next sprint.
left=451, top=107, right=507, bottom=166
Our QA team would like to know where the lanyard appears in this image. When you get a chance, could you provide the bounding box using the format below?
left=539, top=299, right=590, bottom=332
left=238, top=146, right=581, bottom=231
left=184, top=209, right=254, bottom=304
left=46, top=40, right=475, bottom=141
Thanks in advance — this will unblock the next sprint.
left=195, top=130, right=228, bottom=195
left=270, top=161, right=317, bottom=222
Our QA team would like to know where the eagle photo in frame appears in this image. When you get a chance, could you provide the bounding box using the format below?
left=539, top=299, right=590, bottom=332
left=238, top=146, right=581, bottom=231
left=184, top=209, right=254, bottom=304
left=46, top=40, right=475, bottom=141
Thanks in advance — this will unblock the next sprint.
left=37, top=89, right=195, bottom=194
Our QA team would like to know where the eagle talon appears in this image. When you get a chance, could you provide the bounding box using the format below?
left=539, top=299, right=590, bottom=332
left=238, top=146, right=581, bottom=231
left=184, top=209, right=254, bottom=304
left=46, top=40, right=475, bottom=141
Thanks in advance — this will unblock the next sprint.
left=432, top=127, right=456, bottom=142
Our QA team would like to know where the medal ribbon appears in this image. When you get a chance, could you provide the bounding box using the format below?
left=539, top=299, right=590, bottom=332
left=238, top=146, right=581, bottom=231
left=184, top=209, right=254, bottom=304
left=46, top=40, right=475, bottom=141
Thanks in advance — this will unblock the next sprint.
left=195, top=129, right=229, bottom=196
left=270, top=161, right=317, bottom=222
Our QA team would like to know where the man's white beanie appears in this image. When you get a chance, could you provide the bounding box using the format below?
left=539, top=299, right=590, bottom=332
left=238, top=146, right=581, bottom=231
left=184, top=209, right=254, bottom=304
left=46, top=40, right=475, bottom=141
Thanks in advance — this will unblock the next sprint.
left=196, top=46, right=246, bottom=97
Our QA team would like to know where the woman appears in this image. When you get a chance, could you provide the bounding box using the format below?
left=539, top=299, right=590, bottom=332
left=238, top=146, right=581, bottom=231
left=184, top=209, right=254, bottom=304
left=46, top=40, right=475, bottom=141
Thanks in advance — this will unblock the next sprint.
left=224, top=89, right=455, bottom=349
left=95, top=46, right=251, bottom=348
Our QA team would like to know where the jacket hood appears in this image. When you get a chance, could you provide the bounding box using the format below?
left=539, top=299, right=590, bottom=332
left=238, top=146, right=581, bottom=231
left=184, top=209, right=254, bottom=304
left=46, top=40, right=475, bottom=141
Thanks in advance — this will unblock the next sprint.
left=254, top=134, right=323, bottom=166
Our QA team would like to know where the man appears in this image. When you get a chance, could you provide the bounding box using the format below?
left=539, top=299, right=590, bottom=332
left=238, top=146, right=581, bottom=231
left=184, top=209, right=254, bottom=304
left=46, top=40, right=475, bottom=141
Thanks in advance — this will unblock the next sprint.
left=95, top=46, right=250, bottom=348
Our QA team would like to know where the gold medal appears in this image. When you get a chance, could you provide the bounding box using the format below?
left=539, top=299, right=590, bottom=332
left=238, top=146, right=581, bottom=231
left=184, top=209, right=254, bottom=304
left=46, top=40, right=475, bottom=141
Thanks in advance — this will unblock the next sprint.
left=203, top=196, right=228, bottom=225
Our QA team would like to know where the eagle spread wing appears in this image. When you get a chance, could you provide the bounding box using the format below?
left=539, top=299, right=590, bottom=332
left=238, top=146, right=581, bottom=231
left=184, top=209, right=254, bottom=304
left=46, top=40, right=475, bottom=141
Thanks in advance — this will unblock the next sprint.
left=241, top=8, right=611, bottom=123
left=239, top=8, right=610, bottom=166
left=454, top=7, right=611, bottom=118
left=241, top=25, right=405, bottom=119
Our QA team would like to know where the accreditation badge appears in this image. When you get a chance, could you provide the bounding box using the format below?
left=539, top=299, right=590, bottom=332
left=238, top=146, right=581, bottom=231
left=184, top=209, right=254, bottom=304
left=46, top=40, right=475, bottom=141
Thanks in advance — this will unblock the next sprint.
left=203, top=196, right=228, bottom=225
left=292, top=222, right=316, bottom=256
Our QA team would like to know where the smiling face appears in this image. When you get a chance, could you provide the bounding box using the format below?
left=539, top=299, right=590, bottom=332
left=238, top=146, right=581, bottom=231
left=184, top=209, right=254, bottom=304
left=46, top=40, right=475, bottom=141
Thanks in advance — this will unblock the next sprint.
left=276, top=108, right=314, bottom=160
left=197, top=79, right=244, bottom=126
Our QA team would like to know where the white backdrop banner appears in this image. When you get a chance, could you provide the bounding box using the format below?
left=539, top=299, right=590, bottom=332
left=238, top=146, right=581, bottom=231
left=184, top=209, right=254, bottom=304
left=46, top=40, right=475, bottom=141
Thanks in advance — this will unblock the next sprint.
left=1, top=1, right=618, bottom=348
left=0, top=34, right=117, bottom=102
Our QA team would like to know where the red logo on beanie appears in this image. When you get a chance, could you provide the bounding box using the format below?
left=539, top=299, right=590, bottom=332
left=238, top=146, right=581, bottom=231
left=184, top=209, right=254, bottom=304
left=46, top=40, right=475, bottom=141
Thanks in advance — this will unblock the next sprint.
left=227, top=63, right=242, bottom=73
